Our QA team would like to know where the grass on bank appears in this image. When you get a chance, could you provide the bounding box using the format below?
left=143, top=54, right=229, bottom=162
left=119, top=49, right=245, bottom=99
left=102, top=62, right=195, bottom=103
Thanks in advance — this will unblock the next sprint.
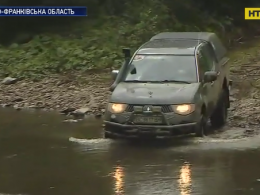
left=0, top=1, right=253, bottom=79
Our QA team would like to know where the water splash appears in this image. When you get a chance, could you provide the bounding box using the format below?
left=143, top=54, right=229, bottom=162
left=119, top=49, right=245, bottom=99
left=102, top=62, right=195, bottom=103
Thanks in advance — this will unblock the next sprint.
left=69, top=137, right=110, bottom=144
left=69, top=137, right=112, bottom=152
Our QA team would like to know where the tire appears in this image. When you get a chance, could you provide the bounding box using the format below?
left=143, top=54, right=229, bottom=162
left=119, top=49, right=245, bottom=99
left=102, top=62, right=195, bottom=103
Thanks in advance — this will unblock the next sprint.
left=210, top=89, right=228, bottom=128
left=104, top=132, right=117, bottom=139
left=195, top=114, right=208, bottom=137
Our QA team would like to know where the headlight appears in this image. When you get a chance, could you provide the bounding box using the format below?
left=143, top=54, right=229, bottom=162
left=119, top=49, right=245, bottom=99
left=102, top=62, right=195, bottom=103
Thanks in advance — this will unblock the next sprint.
left=108, top=103, right=127, bottom=113
left=171, top=104, right=195, bottom=115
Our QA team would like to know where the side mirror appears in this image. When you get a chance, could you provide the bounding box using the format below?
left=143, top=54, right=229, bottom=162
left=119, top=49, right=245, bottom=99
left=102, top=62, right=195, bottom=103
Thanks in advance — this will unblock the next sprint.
left=122, top=48, right=131, bottom=58
left=111, top=70, right=119, bottom=80
left=204, top=71, right=218, bottom=82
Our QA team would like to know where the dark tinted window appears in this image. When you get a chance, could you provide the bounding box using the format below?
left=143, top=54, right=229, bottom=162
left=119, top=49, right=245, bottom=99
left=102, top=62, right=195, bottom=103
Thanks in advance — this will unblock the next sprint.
left=123, top=55, right=197, bottom=83
left=197, top=51, right=212, bottom=80
left=202, top=43, right=217, bottom=69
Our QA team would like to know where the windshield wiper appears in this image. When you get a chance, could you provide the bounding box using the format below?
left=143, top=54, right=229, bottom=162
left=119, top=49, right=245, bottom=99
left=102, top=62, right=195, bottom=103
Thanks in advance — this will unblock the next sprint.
left=124, top=80, right=148, bottom=83
left=124, top=80, right=190, bottom=84
left=160, top=80, right=191, bottom=84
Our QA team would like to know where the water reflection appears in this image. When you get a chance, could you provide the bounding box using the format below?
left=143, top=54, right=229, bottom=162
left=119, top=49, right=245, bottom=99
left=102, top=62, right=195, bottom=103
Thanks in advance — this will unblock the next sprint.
left=178, top=162, right=192, bottom=195
left=113, top=165, right=125, bottom=194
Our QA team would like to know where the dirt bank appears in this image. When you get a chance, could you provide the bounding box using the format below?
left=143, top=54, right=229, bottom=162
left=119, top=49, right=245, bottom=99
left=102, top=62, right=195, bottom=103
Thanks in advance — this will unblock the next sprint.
left=227, top=39, right=260, bottom=135
left=1, top=40, right=260, bottom=130
left=0, top=72, right=112, bottom=118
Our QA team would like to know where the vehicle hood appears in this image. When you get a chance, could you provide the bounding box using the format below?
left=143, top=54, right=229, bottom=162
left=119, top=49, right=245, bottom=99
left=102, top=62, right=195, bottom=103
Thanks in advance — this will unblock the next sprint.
left=110, top=82, right=200, bottom=104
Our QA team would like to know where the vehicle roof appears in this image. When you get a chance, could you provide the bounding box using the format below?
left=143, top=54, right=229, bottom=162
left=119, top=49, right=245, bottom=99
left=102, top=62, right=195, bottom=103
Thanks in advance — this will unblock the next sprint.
left=149, top=32, right=227, bottom=61
left=137, top=48, right=195, bottom=55
left=150, top=32, right=215, bottom=41
left=137, top=39, right=199, bottom=55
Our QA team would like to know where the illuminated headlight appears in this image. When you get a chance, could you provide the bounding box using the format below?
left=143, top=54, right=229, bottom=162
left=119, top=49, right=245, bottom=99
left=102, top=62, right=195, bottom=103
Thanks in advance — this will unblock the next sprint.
left=171, top=104, right=195, bottom=115
left=107, top=103, right=127, bottom=114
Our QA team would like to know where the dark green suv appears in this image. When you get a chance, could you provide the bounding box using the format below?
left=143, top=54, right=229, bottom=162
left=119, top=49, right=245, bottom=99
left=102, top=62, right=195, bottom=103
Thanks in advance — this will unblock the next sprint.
left=103, top=32, right=232, bottom=139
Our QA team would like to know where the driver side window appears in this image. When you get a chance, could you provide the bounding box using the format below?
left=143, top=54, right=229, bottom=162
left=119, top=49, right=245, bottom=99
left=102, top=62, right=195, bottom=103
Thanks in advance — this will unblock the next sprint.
left=197, top=51, right=212, bottom=81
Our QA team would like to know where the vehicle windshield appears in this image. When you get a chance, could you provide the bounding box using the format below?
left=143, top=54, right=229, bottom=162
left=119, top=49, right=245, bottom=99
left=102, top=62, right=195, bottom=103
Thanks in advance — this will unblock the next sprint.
left=123, top=54, right=197, bottom=83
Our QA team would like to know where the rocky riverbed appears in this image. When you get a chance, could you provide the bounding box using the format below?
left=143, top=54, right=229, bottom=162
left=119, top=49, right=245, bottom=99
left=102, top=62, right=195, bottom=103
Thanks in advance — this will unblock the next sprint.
left=0, top=72, right=112, bottom=119
left=228, top=60, right=260, bottom=131
left=1, top=42, right=260, bottom=130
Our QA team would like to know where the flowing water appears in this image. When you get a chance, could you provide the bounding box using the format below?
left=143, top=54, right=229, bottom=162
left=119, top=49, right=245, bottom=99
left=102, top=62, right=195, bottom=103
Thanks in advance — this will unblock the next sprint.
left=0, top=108, right=260, bottom=195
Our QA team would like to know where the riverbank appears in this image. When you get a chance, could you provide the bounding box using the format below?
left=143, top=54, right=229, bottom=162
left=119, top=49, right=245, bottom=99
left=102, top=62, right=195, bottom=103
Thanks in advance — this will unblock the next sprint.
left=1, top=38, right=260, bottom=131
left=228, top=41, right=260, bottom=131
left=0, top=71, right=112, bottom=117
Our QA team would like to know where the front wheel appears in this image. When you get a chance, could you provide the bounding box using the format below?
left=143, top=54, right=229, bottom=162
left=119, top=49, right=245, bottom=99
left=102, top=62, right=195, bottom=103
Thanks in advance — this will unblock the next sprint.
left=195, top=114, right=208, bottom=137
left=210, top=89, right=228, bottom=128
left=104, top=132, right=117, bottom=139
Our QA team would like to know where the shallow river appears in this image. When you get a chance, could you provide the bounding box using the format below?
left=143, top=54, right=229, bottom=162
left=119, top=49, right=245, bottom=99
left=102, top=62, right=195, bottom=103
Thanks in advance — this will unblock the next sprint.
left=0, top=108, right=260, bottom=195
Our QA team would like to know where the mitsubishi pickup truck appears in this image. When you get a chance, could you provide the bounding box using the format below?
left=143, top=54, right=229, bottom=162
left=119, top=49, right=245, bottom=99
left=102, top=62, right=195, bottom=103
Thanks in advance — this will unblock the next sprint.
left=103, top=32, right=232, bottom=139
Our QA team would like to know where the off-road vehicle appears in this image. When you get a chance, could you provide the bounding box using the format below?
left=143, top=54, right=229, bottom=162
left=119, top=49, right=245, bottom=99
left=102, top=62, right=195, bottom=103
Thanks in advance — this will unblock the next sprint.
left=103, top=32, right=232, bottom=139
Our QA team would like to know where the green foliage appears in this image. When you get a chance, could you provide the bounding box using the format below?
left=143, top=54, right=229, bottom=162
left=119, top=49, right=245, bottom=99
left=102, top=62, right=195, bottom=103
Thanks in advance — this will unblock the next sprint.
left=0, top=0, right=259, bottom=78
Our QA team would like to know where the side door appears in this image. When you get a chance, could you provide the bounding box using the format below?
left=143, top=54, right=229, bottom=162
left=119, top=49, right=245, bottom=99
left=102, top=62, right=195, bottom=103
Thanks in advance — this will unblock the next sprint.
left=201, top=43, right=220, bottom=105
left=196, top=48, right=214, bottom=113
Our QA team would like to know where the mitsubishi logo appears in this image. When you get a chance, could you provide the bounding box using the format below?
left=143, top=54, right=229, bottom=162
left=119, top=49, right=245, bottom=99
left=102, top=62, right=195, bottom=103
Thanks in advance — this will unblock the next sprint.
left=143, top=105, right=152, bottom=113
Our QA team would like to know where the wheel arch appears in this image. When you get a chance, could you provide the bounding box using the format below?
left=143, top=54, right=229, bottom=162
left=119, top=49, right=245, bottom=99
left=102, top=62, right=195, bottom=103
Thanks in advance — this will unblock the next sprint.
left=222, top=77, right=228, bottom=89
left=222, top=77, right=230, bottom=108
left=201, top=103, right=206, bottom=115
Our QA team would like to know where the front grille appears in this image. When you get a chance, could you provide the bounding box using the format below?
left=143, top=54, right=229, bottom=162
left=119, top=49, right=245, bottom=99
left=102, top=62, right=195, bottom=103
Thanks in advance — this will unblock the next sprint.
left=125, top=105, right=172, bottom=113
left=161, top=105, right=172, bottom=113
left=125, top=105, right=134, bottom=112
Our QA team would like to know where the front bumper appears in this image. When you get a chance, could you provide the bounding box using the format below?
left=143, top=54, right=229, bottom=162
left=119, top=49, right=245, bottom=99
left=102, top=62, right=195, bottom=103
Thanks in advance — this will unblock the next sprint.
left=103, top=120, right=198, bottom=138
left=103, top=105, right=201, bottom=138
